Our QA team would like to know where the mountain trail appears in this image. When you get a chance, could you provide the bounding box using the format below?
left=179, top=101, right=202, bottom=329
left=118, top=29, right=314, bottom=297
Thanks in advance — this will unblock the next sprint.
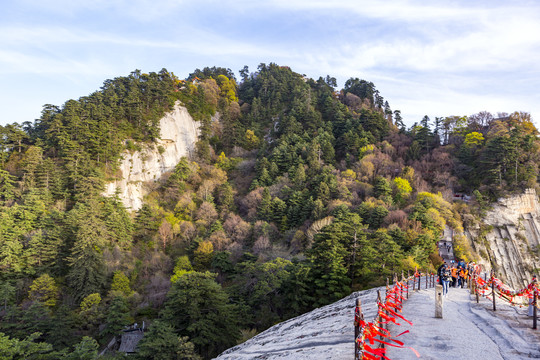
left=215, top=280, right=540, bottom=359
left=387, top=286, right=540, bottom=359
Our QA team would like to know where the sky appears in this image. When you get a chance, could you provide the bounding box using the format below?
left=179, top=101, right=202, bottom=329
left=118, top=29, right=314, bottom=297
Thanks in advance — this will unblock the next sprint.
left=1, top=0, right=540, bottom=127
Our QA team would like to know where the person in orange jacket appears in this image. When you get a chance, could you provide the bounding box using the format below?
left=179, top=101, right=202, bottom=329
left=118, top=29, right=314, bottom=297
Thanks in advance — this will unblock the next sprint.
left=451, top=266, right=458, bottom=287
left=459, top=268, right=468, bottom=288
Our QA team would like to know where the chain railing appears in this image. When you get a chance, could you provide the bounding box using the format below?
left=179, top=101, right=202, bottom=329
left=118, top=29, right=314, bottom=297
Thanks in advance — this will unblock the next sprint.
left=354, top=264, right=539, bottom=359
left=470, top=265, right=539, bottom=330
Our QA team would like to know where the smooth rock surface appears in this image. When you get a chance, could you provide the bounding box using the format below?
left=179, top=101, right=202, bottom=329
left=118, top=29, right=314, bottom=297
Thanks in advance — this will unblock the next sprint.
left=104, top=102, right=199, bottom=210
left=215, top=287, right=386, bottom=360
left=467, top=189, right=540, bottom=289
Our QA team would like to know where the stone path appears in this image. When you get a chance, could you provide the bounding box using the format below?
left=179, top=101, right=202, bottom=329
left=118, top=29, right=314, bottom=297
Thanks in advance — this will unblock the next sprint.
left=438, top=239, right=454, bottom=264
left=386, top=286, right=540, bottom=359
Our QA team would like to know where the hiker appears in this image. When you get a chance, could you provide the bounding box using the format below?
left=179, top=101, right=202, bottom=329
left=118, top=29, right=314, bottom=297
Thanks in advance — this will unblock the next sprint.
left=438, top=263, right=450, bottom=296
left=437, top=263, right=446, bottom=284
left=459, top=267, right=468, bottom=288
left=451, top=266, right=458, bottom=287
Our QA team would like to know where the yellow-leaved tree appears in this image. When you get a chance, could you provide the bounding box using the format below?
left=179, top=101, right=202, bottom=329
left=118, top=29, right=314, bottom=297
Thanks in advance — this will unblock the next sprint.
left=109, top=271, right=133, bottom=298
left=28, top=274, right=59, bottom=307
left=216, top=75, right=238, bottom=103
left=464, top=131, right=484, bottom=147
left=194, top=241, right=214, bottom=270
left=244, top=129, right=260, bottom=150
left=392, top=177, right=412, bottom=205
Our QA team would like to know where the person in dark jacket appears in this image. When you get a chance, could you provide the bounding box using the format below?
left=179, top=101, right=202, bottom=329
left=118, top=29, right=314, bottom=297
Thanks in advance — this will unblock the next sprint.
left=437, top=263, right=446, bottom=284
left=437, top=263, right=450, bottom=295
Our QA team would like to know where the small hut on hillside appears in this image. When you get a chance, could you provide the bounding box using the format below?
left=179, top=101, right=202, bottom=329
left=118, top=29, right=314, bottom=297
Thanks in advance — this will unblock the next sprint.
left=99, top=323, right=145, bottom=356
left=118, top=328, right=144, bottom=354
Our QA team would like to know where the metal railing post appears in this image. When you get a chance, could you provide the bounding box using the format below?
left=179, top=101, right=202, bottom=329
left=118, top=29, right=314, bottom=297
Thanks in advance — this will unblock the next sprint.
left=475, top=275, right=479, bottom=303
left=398, top=274, right=402, bottom=309
left=377, top=290, right=384, bottom=349
left=533, top=289, right=537, bottom=330
left=406, top=270, right=409, bottom=299
left=491, top=271, right=496, bottom=311
left=533, top=277, right=537, bottom=330
left=354, top=298, right=363, bottom=359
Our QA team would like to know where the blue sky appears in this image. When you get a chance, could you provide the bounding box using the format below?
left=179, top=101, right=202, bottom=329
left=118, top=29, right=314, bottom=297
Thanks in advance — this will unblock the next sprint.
left=1, top=0, right=539, bottom=127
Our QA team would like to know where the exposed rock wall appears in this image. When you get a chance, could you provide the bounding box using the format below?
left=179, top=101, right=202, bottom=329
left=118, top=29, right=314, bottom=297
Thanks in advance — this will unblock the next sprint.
left=216, top=287, right=384, bottom=360
left=467, top=189, right=540, bottom=289
left=104, top=102, right=199, bottom=210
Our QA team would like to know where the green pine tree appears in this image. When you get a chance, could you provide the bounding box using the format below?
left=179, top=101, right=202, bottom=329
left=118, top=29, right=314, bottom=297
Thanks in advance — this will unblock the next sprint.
left=161, top=271, right=240, bottom=359
left=136, top=320, right=201, bottom=360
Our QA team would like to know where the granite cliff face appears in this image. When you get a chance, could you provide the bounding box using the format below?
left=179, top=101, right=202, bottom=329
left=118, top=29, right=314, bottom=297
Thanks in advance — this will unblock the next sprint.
left=466, top=189, right=540, bottom=289
left=104, top=102, right=199, bottom=210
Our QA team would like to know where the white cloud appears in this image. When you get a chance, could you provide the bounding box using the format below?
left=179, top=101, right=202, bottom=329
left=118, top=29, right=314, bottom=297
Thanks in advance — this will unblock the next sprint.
left=0, top=24, right=284, bottom=76
left=1, top=0, right=539, bottom=127
left=16, top=0, right=188, bottom=21
left=0, top=49, right=113, bottom=76
left=267, top=0, right=472, bottom=21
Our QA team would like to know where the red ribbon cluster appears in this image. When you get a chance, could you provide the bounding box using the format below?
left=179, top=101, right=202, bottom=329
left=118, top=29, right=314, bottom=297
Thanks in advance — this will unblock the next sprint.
left=355, top=279, right=420, bottom=359
left=473, top=270, right=539, bottom=308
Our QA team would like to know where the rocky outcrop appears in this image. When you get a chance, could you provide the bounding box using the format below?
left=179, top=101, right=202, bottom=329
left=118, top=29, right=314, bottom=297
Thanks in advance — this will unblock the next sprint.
left=216, top=287, right=384, bottom=360
left=104, top=102, right=199, bottom=210
left=467, top=189, right=540, bottom=289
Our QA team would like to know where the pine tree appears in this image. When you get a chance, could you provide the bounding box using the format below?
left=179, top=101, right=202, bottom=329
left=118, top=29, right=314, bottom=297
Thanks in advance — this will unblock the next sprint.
left=161, top=271, right=240, bottom=359
left=0, top=169, right=16, bottom=205
left=394, top=110, right=405, bottom=131
left=66, top=201, right=108, bottom=301
left=38, top=306, right=76, bottom=350
left=24, top=229, right=62, bottom=274
left=373, top=176, right=392, bottom=204
left=257, top=188, right=272, bottom=221
left=0, top=281, right=15, bottom=311
left=0, top=332, right=58, bottom=359
left=63, top=337, right=99, bottom=360
left=135, top=320, right=201, bottom=360
left=103, top=198, right=133, bottom=249
left=101, top=296, right=131, bottom=339
left=307, top=216, right=352, bottom=306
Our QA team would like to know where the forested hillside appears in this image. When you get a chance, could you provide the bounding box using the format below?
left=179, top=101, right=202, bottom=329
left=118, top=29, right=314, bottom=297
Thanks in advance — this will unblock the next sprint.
left=0, top=64, right=538, bottom=359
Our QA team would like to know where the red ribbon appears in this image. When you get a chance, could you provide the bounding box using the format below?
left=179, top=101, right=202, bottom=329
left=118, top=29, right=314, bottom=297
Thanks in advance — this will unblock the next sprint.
left=356, top=279, right=419, bottom=359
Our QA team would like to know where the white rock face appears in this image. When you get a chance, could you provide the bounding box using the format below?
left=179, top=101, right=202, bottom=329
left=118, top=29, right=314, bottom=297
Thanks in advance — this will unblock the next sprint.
left=104, top=102, right=199, bottom=210
left=467, top=189, right=540, bottom=289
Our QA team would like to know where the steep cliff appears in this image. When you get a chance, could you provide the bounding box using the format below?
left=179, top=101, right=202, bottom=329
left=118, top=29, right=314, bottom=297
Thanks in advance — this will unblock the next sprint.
left=104, top=102, right=200, bottom=210
left=466, top=189, right=540, bottom=289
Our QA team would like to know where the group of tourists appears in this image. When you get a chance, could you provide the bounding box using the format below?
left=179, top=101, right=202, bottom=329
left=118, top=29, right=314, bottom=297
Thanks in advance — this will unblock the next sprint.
left=437, top=260, right=474, bottom=295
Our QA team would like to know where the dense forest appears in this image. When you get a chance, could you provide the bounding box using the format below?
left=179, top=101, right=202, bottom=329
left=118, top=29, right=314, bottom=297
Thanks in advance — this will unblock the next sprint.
left=0, top=64, right=538, bottom=359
